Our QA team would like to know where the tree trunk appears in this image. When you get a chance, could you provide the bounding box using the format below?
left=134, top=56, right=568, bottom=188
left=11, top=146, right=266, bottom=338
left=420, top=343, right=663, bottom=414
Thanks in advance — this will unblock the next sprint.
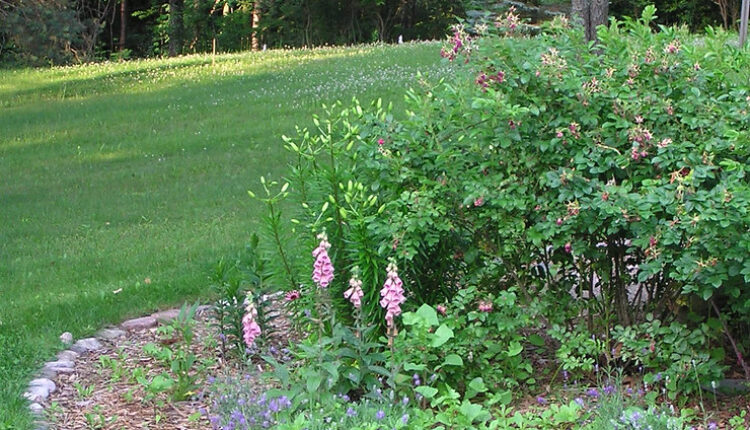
left=119, top=0, right=126, bottom=51
left=251, top=0, right=260, bottom=50
left=570, top=0, right=607, bottom=42
left=169, top=0, right=184, bottom=57
left=588, top=0, right=608, bottom=41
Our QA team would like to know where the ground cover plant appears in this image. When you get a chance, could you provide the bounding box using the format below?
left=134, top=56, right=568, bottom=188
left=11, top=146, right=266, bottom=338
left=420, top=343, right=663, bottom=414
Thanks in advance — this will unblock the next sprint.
left=206, top=6, right=750, bottom=429
left=0, top=41, right=448, bottom=428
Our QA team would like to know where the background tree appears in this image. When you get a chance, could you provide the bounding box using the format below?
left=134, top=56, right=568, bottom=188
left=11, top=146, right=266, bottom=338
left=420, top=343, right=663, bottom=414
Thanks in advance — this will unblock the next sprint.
left=571, top=0, right=608, bottom=41
left=169, top=0, right=184, bottom=56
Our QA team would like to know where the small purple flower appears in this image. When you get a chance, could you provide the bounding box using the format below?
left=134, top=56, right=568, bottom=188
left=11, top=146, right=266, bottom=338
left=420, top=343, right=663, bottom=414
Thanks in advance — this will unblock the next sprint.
left=376, top=410, right=385, bottom=420
left=402, top=396, right=409, bottom=405
left=413, top=373, right=421, bottom=386
left=603, top=385, right=615, bottom=395
left=536, top=396, right=547, bottom=405
left=562, top=370, right=569, bottom=381
left=587, top=388, right=599, bottom=398
left=401, top=414, right=409, bottom=424
left=346, top=407, right=357, bottom=417
left=708, top=422, right=718, bottom=430
left=653, top=373, right=662, bottom=382
left=574, top=397, right=585, bottom=407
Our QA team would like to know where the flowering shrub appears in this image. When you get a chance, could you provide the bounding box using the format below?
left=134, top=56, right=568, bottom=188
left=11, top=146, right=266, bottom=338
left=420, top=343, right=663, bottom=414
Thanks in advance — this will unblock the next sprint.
left=233, top=8, right=750, bottom=426
left=275, top=6, right=748, bottom=378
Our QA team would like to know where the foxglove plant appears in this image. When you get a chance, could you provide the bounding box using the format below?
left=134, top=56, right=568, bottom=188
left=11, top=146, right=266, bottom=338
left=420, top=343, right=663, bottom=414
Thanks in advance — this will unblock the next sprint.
left=344, top=273, right=364, bottom=309
left=345, top=269, right=365, bottom=338
left=380, top=260, right=406, bottom=390
left=312, top=232, right=334, bottom=289
left=380, top=260, right=406, bottom=331
left=242, top=292, right=261, bottom=349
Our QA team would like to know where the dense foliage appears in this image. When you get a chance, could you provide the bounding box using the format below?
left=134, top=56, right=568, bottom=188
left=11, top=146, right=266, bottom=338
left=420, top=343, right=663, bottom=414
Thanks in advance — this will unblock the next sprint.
left=0, top=0, right=734, bottom=65
left=205, top=6, right=749, bottom=430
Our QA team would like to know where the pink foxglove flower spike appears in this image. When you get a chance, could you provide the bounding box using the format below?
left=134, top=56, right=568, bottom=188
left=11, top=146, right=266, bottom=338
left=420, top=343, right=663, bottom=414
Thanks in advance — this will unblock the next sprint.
left=242, top=293, right=261, bottom=348
left=380, top=261, right=406, bottom=327
left=312, top=232, right=334, bottom=288
left=344, top=275, right=364, bottom=309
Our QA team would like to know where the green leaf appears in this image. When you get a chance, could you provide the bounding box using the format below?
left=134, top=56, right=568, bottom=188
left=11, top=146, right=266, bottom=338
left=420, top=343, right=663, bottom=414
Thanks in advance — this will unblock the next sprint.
left=507, top=341, right=523, bottom=357
left=416, top=304, right=439, bottom=326
left=528, top=334, right=545, bottom=347
left=459, top=400, right=490, bottom=423
left=404, top=362, right=427, bottom=371
left=442, top=354, right=463, bottom=366
left=431, top=324, right=454, bottom=347
left=415, top=386, right=438, bottom=399
left=306, top=374, right=322, bottom=393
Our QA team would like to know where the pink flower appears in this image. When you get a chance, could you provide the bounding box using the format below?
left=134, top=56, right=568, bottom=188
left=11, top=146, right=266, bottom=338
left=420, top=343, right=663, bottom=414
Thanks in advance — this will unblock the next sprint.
left=474, top=196, right=485, bottom=207
left=285, top=290, right=301, bottom=301
left=478, top=301, right=493, bottom=312
left=344, top=276, right=364, bottom=309
left=436, top=305, right=447, bottom=315
left=242, top=294, right=261, bottom=347
left=564, top=242, right=572, bottom=253
left=556, top=218, right=563, bottom=226
left=380, top=261, right=406, bottom=327
left=556, top=131, right=564, bottom=138
left=312, top=232, right=334, bottom=288
left=378, top=138, right=385, bottom=146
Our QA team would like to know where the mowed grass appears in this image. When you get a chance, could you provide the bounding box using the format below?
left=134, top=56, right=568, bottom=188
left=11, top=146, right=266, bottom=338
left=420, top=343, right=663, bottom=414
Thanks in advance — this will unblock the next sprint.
left=0, top=42, right=447, bottom=428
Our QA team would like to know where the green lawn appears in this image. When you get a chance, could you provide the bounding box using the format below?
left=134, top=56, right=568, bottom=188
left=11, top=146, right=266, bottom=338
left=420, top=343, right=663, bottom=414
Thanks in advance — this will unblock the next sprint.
left=0, top=42, right=447, bottom=428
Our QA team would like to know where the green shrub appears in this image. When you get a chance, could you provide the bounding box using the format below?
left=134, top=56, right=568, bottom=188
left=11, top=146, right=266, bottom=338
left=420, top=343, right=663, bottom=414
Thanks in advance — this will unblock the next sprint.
left=260, top=6, right=748, bottom=398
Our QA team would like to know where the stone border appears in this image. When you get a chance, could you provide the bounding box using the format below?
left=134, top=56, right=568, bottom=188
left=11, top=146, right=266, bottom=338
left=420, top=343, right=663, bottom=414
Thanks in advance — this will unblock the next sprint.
left=23, top=306, right=211, bottom=430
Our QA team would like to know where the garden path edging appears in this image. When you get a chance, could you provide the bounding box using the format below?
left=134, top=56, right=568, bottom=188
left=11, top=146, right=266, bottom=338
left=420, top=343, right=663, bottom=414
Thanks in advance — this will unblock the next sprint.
left=22, top=305, right=211, bottom=430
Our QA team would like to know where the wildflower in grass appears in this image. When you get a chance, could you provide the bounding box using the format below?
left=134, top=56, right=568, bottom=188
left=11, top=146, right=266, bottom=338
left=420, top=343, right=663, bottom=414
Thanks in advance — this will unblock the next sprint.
left=708, top=422, right=717, bottom=430
left=603, top=385, right=615, bottom=395
left=344, top=274, right=364, bottom=309
left=312, top=232, right=334, bottom=288
left=242, top=293, right=261, bottom=347
left=346, top=407, right=357, bottom=417
left=413, top=373, right=421, bottom=386
left=587, top=388, right=599, bottom=398
left=285, top=290, right=301, bottom=301
left=536, top=396, right=547, bottom=405
left=474, top=196, right=485, bottom=207
left=380, top=260, right=406, bottom=327
left=574, top=397, right=585, bottom=407
left=376, top=410, right=385, bottom=420
left=436, top=304, right=446, bottom=315
left=564, top=242, right=572, bottom=253
left=378, top=138, right=385, bottom=146
left=401, top=414, right=409, bottom=424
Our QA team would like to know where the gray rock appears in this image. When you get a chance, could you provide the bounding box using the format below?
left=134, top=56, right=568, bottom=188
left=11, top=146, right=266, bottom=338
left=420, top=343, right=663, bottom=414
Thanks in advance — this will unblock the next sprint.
left=57, top=350, right=79, bottom=362
left=70, top=337, right=103, bottom=354
left=59, top=332, right=73, bottom=346
left=34, top=421, right=50, bottom=430
left=96, top=327, right=126, bottom=340
left=29, top=378, right=56, bottom=393
left=36, top=368, right=57, bottom=380
left=121, top=316, right=157, bottom=331
left=151, top=309, right=181, bottom=324
left=43, top=360, right=75, bottom=374
left=24, top=379, right=56, bottom=402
